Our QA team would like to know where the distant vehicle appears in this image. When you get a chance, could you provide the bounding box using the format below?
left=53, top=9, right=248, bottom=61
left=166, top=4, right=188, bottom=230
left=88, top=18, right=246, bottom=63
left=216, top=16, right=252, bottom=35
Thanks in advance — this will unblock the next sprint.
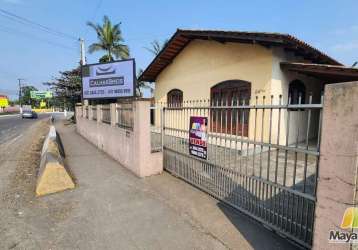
left=22, top=110, right=38, bottom=119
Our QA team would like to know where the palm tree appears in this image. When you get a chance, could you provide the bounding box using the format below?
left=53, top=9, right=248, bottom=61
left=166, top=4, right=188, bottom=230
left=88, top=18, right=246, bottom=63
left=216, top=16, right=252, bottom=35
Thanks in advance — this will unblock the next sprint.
left=87, top=16, right=129, bottom=62
left=144, top=39, right=169, bottom=56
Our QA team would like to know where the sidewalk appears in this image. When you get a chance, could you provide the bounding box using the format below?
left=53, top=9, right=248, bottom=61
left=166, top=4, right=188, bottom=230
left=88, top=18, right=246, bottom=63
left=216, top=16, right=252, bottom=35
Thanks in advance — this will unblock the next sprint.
left=55, top=120, right=299, bottom=250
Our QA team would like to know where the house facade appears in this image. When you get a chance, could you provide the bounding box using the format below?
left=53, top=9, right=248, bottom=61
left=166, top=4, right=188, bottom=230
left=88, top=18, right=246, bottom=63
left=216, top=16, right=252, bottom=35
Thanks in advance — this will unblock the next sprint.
left=140, top=29, right=358, bottom=145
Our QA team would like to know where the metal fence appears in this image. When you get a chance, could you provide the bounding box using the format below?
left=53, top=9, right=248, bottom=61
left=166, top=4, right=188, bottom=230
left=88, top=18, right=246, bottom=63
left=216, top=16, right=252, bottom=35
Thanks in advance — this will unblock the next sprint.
left=85, top=106, right=89, bottom=119
left=150, top=103, right=165, bottom=152
left=101, top=105, right=111, bottom=124
left=92, top=106, right=97, bottom=121
left=161, top=95, right=322, bottom=248
left=116, top=102, right=133, bottom=130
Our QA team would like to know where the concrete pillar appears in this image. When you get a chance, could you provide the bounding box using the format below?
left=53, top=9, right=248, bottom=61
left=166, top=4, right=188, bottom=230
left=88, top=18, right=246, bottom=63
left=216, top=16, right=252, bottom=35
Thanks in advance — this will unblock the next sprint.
left=110, top=103, right=116, bottom=127
left=88, top=105, right=93, bottom=120
left=313, top=82, right=358, bottom=249
left=97, top=105, right=101, bottom=124
left=133, top=100, right=163, bottom=177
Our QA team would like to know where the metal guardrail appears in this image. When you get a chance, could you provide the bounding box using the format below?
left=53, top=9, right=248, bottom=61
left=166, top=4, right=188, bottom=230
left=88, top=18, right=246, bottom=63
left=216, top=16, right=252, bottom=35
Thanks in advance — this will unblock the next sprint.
left=101, top=105, right=111, bottom=124
left=116, top=102, right=133, bottom=130
left=92, top=106, right=97, bottom=121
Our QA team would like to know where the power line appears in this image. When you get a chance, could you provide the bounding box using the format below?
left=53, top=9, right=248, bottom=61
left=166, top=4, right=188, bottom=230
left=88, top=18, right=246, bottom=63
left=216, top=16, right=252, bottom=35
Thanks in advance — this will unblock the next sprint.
left=91, top=0, right=104, bottom=21
left=84, top=0, right=104, bottom=38
left=0, top=24, right=78, bottom=53
left=0, top=8, right=78, bottom=41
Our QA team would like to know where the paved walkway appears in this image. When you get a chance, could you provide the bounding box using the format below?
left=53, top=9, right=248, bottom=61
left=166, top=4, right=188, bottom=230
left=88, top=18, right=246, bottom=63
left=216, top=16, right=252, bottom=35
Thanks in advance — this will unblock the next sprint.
left=54, top=121, right=299, bottom=250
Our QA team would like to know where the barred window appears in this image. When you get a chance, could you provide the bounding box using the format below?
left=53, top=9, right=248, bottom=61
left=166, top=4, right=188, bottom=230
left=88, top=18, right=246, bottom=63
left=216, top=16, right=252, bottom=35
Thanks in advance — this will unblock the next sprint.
left=167, top=89, right=183, bottom=107
left=210, top=80, right=251, bottom=136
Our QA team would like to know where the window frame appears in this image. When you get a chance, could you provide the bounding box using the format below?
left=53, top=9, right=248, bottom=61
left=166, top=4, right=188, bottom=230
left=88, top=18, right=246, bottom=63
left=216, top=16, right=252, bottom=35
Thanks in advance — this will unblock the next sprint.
left=210, top=80, right=251, bottom=137
left=167, top=89, right=183, bottom=107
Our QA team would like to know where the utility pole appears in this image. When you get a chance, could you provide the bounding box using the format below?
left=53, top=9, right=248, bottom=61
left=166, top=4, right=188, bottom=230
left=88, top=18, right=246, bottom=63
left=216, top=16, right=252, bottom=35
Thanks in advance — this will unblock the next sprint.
left=18, top=78, right=24, bottom=113
left=79, top=38, right=86, bottom=66
left=79, top=38, right=86, bottom=106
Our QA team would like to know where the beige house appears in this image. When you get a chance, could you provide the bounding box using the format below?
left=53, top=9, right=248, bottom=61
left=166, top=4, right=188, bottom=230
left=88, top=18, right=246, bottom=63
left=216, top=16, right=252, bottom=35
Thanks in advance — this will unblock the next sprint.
left=140, top=29, right=358, bottom=145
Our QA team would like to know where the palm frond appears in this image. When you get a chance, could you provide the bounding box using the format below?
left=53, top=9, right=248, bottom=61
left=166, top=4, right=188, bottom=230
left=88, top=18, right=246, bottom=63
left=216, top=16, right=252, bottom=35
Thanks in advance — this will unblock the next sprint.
left=88, top=43, right=105, bottom=53
left=112, top=44, right=130, bottom=59
left=86, top=21, right=103, bottom=37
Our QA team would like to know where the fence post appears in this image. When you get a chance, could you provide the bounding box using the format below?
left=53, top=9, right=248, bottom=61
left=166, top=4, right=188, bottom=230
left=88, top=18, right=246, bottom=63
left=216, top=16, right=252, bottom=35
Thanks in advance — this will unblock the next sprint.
left=313, top=82, right=358, bottom=249
left=161, top=105, right=165, bottom=151
left=97, top=105, right=101, bottom=124
left=82, top=104, right=86, bottom=118
left=88, top=105, right=93, bottom=120
left=110, top=103, right=116, bottom=127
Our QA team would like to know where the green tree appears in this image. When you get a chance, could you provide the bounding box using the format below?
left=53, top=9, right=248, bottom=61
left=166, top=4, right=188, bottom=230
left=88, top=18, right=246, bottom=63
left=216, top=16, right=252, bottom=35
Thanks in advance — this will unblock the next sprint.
left=20, top=85, right=37, bottom=106
left=87, top=16, right=130, bottom=62
left=144, top=39, right=169, bottom=56
left=43, top=67, right=81, bottom=110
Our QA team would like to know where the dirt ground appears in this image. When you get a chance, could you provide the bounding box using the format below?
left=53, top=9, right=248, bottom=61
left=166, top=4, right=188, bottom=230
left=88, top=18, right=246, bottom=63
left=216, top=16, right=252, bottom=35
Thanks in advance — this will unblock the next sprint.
left=0, top=119, right=54, bottom=249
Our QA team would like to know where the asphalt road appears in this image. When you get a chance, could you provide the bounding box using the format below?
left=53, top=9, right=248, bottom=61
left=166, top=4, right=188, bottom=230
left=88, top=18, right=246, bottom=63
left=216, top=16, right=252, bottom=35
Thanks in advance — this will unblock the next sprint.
left=0, top=113, right=63, bottom=145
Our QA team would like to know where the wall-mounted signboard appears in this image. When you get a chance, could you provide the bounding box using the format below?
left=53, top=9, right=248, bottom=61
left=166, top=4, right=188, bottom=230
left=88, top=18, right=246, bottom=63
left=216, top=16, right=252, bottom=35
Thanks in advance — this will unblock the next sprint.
left=82, top=59, right=135, bottom=99
left=189, top=116, right=208, bottom=159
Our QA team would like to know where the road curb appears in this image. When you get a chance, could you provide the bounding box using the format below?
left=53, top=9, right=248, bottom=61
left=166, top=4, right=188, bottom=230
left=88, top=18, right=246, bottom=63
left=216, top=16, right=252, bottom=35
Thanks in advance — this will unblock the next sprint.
left=0, top=113, right=20, bottom=118
left=36, top=125, right=75, bottom=196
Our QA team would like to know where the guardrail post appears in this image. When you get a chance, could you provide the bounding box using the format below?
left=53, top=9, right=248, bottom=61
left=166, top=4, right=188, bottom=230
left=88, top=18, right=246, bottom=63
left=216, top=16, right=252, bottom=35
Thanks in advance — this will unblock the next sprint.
left=313, top=82, right=358, bottom=249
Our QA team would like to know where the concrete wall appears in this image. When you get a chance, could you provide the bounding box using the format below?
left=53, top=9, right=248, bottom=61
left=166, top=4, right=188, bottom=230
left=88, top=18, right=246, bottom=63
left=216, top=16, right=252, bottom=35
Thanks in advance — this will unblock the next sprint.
left=313, top=82, right=358, bottom=249
left=76, top=100, right=163, bottom=178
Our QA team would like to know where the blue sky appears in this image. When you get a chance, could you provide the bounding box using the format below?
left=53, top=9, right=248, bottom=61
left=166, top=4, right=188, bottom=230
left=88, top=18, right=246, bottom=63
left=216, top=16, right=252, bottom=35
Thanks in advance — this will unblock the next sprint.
left=0, top=0, right=357, bottom=99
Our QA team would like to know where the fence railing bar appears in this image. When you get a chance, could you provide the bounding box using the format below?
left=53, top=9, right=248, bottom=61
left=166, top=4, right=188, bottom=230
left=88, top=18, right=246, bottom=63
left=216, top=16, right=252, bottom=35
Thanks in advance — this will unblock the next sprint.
left=163, top=146, right=317, bottom=202
left=164, top=127, right=319, bottom=156
left=165, top=103, right=323, bottom=110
